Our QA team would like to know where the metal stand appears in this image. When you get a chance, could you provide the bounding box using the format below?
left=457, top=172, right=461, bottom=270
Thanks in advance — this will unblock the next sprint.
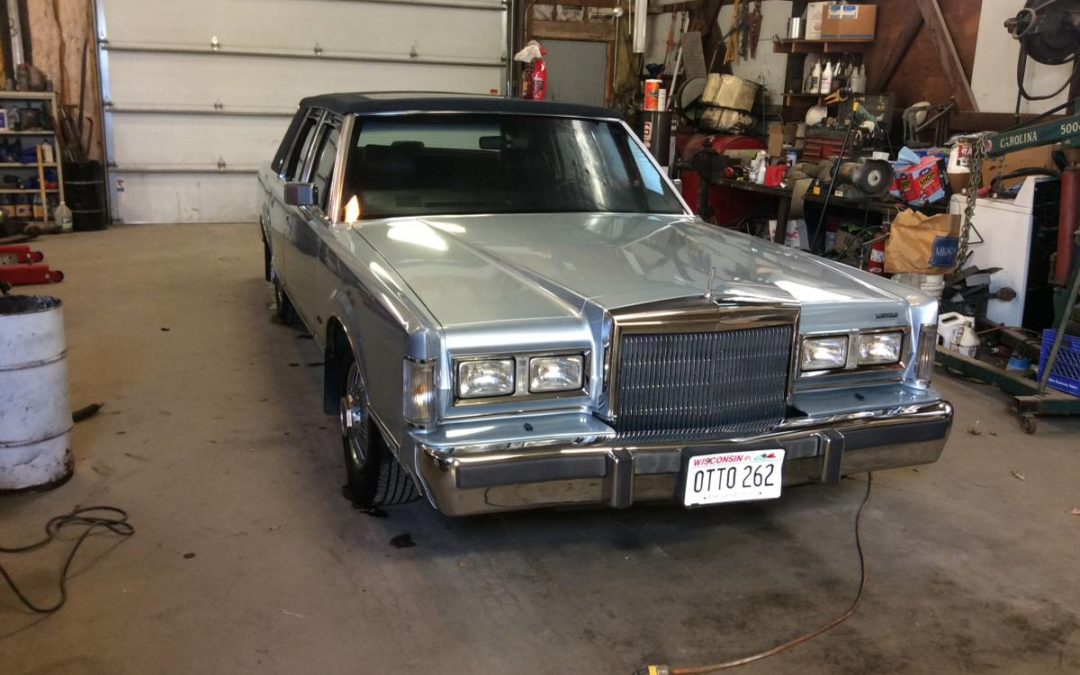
left=935, top=231, right=1080, bottom=434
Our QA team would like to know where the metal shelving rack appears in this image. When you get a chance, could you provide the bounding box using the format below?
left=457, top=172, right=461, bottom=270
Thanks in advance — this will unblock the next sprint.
left=0, top=91, right=66, bottom=229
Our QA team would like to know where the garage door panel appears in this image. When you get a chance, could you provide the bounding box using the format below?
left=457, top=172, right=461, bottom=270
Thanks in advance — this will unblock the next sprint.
left=110, top=113, right=289, bottom=168
left=102, top=0, right=505, bottom=61
left=110, top=172, right=258, bottom=223
left=106, top=52, right=504, bottom=109
left=98, top=0, right=508, bottom=223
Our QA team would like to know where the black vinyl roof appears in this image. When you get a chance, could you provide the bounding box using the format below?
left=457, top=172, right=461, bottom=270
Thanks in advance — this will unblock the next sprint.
left=298, top=92, right=617, bottom=119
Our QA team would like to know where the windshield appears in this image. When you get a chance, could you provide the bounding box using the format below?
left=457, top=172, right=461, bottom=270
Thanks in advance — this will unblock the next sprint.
left=340, top=114, right=684, bottom=220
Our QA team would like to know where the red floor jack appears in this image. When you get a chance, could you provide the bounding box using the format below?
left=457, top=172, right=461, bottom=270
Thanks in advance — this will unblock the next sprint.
left=0, top=244, right=64, bottom=285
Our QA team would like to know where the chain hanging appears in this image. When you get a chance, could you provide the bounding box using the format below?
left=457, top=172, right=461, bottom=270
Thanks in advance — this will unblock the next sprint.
left=957, top=132, right=992, bottom=267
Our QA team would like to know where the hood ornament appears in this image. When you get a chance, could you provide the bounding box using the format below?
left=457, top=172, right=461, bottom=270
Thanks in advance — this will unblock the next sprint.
left=704, top=266, right=717, bottom=300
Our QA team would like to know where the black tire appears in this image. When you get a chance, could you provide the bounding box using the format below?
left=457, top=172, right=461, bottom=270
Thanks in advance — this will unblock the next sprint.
left=273, top=275, right=297, bottom=325
left=339, top=353, right=419, bottom=508
left=262, top=236, right=272, bottom=282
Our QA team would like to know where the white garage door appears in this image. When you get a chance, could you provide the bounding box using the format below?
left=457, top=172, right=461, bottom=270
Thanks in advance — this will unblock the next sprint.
left=95, top=0, right=509, bottom=224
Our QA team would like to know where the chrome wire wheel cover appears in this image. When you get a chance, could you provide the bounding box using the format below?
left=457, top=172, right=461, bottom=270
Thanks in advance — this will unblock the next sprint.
left=340, top=362, right=370, bottom=468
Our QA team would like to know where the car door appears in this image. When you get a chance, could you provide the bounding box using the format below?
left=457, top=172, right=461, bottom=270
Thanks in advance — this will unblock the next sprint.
left=273, top=108, right=323, bottom=300
left=290, top=112, right=343, bottom=332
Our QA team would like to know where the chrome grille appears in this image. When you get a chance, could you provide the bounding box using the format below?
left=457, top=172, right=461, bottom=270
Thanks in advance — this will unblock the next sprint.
left=613, top=326, right=793, bottom=441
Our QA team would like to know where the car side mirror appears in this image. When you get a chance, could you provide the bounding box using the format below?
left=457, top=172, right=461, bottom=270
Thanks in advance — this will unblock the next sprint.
left=285, top=182, right=317, bottom=207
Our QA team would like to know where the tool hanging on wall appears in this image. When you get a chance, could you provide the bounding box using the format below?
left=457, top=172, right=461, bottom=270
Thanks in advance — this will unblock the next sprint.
left=748, top=0, right=763, bottom=59
left=738, top=0, right=751, bottom=61
left=724, top=0, right=743, bottom=65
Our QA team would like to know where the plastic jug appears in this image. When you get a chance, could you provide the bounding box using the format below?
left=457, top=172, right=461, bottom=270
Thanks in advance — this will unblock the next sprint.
left=958, top=325, right=980, bottom=357
left=938, top=312, right=975, bottom=351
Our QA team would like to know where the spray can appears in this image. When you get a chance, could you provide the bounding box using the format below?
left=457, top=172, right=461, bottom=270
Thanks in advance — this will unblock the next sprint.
left=644, top=79, right=661, bottom=111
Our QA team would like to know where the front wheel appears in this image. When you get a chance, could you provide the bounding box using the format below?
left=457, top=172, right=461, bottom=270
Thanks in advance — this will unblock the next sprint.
left=339, top=355, right=419, bottom=508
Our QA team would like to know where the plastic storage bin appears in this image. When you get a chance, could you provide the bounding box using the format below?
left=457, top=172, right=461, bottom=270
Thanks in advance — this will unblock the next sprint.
left=1037, top=330, right=1080, bottom=397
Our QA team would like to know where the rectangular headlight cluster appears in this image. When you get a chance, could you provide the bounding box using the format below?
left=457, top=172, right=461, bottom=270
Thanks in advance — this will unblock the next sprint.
left=457, top=354, right=585, bottom=400
left=800, top=331, right=903, bottom=373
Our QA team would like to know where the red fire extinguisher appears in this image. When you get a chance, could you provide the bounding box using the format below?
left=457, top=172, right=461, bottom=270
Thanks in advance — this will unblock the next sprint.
left=867, top=232, right=886, bottom=275
left=529, top=51, right=548, bottom=101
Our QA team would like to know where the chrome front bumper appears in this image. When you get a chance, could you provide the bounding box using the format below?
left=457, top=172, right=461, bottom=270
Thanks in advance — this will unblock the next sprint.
left=414, top=400, right=953, bottom=516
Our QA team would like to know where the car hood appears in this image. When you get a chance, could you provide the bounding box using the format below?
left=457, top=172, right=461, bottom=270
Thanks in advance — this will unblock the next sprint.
left=352, top=213, right=916, bottom=328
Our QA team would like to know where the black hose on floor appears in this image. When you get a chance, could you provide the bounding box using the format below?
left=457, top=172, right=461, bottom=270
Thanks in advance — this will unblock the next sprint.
left=0, top=506, right=134, bottom=614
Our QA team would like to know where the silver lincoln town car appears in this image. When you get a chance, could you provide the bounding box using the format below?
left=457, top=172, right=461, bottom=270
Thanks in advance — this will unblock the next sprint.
left=257, top=93, right=953, bottom=516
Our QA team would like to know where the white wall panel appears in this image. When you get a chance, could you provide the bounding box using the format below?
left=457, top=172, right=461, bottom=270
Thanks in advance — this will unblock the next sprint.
left=110, top=172, right=259, bottom=223
left=109, top=112, right=288, bottom=168
left=97, top=0, right=509, bottom=223
left=101, top=0, right=505, bottom=61
left=105, top=52, right=503, bottom=110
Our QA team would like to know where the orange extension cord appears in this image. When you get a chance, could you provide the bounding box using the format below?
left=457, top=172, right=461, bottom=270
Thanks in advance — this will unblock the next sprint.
left=644, top=473, right=874, bottom=675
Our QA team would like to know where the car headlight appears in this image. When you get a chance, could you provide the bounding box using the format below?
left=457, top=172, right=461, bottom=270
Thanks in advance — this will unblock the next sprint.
left=801, top=336, right=848, bottom=371
left=857, top=331, right=903, bottom=365
left=457, top=359, right=515, bottom=399
left=529, top=355, right=584, bottom=393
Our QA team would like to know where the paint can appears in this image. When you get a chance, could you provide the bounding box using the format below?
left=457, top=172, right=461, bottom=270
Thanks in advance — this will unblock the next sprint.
left=0, top=295, right=73, bottom=492
left=787, top=17, right=805, bottom=39
left=644, top=79, right=662, bottom=111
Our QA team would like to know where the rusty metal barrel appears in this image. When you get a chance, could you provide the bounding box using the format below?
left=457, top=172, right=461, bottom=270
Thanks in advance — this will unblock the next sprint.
left=0, top=295, right=73, bottom=492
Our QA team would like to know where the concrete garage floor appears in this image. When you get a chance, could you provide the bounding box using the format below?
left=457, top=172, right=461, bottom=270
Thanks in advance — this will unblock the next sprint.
left=1, top=223, right=1079, bottom=675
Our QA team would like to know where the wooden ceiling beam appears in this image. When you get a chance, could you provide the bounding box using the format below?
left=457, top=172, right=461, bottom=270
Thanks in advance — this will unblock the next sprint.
left=869, top=12, right=923, bottom=92
left=913, top=0, right=978, bottom=111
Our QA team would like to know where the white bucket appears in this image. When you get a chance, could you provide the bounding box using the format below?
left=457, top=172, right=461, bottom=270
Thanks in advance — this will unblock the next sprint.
left=894, top=273, right=945, bottom=298
left=0, top=295, right=73, bottom=491
left=920, top=274, right=945, bottom=299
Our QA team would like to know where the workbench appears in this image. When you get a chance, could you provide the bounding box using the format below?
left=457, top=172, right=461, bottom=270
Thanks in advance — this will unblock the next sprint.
left=709, top=177, right=927, bottom=251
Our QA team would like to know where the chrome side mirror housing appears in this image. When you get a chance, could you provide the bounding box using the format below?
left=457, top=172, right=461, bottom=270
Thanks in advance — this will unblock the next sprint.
left=284, top=182, right=317, bottom=207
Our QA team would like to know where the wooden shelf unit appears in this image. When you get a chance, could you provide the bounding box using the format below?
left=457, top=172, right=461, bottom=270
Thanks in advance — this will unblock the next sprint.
left=778, top=39, right=872, bottom=122
left=773, top=39, right=873, bottom=54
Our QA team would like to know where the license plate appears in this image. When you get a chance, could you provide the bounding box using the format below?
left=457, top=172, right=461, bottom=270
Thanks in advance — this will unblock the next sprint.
left=683, top=449, right=785, bottom=507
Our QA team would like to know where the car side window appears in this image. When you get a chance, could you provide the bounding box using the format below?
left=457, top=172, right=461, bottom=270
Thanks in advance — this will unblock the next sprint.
left=271, top=109, right=304, bottom=174
left=283, top=110, right=323, bottom=181
left=309, top=117, right=341, bottom=213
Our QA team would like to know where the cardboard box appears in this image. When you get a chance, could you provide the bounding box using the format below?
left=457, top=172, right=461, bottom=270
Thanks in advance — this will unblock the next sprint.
left=821, top=4, right=877, bottom=40
left=947, top=145, right=1057, bottom=193
left=897, top=156, right=946, bottom=205
left=804, top=2, right=831, bottom=40
left=767, top=122, right=784, bottom=158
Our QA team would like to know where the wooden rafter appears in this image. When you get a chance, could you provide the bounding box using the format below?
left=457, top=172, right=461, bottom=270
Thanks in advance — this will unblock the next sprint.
left=913, top=0, right=978, bottom=111
left=869, top=11, right=923, bottom=92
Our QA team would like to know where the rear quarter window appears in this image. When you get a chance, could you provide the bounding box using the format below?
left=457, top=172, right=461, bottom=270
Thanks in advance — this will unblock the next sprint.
left=271, top=109, right=305, bottom=174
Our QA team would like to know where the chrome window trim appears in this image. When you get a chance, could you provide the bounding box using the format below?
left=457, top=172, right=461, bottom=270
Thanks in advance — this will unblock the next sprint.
left=605, top=297, right=801, bottom=422
left=797, top=326, right=910, bottom=379
left=302, top=112, right=344, bottom=220
left=295, top=109, right=328, bottom=183
left=327, top=113, right=352, bottom=224
left=452, top=350, right=591, bottom=407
